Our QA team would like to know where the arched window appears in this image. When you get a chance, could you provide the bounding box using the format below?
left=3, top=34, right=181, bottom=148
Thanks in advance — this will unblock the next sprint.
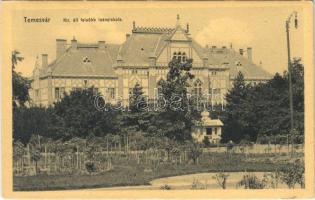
left=193, top=79, right=202, bottom=96
left=182, top=52, right=186, bottom=62
left=177, top=52, right=182, bottom=61
left=173, top=51, right=188, bottom=62
left=173, top=52, right=177, bottom=60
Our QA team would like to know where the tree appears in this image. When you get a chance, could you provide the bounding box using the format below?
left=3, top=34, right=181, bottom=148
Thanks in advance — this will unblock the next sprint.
left=154, top=58, right=195, bottom=141
left=52, top=88, right=119, bottom=139
left=129, top=83, right=147, bottom=112
left=13, top=106, right=52, bottom=144
left=222, top=72, right=252, bottom=143
left=222, top=59, right=304, bottom=143
left=12, top=50, right=30, bottom=107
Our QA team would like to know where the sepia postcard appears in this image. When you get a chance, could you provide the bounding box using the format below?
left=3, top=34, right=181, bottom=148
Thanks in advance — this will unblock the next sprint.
left=0, top=1, right=314, bottom=198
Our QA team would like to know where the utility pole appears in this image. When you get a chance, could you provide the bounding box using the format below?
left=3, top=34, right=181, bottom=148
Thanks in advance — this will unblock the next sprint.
left=285, top=11, right=298, bottom=155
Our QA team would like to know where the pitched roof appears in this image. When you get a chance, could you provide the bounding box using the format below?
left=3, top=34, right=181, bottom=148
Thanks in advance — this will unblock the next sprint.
left=35, top=24, right=271, bottom=81
left=208, top=47, right=272, bottom=80
left=118, top=29, right=174, bottom=67
left=43, top=43, right=119, bottom=77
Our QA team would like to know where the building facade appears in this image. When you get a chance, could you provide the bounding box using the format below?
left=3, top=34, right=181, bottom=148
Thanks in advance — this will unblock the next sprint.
left=29, top=17, right=272, bottom=107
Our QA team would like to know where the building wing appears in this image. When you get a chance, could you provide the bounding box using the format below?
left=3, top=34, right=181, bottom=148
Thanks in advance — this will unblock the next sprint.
left=41, top=41, right=120, bottom=78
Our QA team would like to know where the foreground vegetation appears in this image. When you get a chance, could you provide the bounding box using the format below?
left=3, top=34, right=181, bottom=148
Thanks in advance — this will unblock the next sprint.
left=14, top=151, right=303, bottom=191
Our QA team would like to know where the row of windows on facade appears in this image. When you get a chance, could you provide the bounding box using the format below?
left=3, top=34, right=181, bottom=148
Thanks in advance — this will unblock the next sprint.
left=34, top=87, right=116, bottom=100
left=35, top=87, right=222, bottom=102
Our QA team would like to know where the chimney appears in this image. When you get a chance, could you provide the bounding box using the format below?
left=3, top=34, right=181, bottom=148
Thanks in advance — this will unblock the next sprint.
left=71, top=38, right=77, bottom=50
left=98, top=41, right=106, bottom=50
left=247, top=47, right=252, bottom=61
left=126, top=34, right=130, bottom=40
left=239, top=48, right=244, bottom=56
left=56, top=39, right=67, bottom=58
left=42, top=54, right=48, bottom=69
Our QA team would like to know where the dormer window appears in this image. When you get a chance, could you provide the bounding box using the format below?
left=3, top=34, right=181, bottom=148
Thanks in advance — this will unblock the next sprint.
left=83, top=57, right=91, bottom=63
left=235, top=61, right=242, bottom=66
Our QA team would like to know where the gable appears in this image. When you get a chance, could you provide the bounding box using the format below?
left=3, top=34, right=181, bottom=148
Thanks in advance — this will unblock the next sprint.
left=170, top=26, right=190, bottom=42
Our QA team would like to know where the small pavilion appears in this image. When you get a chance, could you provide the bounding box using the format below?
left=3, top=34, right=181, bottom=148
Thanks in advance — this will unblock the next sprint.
left=191, top=110, right=224, bottom=144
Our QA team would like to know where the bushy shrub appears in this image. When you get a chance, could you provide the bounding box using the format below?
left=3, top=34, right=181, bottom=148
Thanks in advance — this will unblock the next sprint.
left=160, top=184, right=171, bottom=190
left=279, top=159, right=304, bottom=188
left=237, top=173, right=265, bottom=189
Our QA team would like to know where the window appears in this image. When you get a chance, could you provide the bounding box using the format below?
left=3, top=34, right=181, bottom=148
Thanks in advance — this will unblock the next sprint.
left=214, top=127, right=218, bottom=135
left=55, top=87, right=60, bottom=100
left=177, top=52, right=182, bottom=61
left=108, top=88, right=115, bottom=99
left=212, top=71, right=217, bottom=76
left=193, top=79, right=202, bottom=96
left=206, top=128, right=212, bottom=135
left=173, top=51, right=187, bottom=62
left=60, top=87, right=65, bottom=98
left=55, top=87, right=65, bottom=100
left=132, top=69, right=138, bottom=74
left=83, top=57, right=91, bottom=63
left=173, top=52, right=177, bottom=60
left=182, top=52, right=186, bottom=62
left=236, top=61, right=242, bottom=66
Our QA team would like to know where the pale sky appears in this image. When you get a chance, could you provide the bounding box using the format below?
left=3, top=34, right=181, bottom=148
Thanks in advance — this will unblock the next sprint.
left=11, top=3, right=305, bottom=77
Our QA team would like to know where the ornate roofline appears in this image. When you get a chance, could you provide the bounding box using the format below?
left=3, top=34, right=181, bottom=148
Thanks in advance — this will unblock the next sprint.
left=132, top=26, right=175, bottom=34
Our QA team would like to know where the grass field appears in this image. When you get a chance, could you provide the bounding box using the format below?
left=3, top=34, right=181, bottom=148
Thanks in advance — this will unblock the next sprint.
left=13, top=152, right=299, bottom=191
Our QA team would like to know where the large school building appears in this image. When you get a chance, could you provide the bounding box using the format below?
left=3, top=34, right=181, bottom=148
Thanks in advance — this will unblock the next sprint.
left=29, top=16, right=271, bottom=107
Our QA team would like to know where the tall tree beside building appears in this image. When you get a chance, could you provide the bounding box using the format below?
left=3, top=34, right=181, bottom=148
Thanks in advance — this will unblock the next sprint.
left=12, top=50, right=30, bottom=107
left=222, top=71, right=253, bottom=143
left=222, top=59, right=304, bottom=143
left=154, top=58, right=195, bottom=141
